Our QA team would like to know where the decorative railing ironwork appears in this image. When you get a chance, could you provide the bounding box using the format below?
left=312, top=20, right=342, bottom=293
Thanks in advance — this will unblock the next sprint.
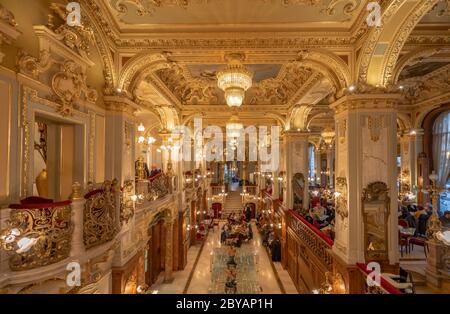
left=0, top=197, right=72, bottom=271
left=120, top=180, right=134, bottom=224
left=83, top=180, right=118, bottom=249
left=147, top=172, right=169, bottom=200
left=289, top=210, right=334, bottom=270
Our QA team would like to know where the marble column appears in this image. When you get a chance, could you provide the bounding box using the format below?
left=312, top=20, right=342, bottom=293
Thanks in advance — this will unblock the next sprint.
left=314, top=147, right=322, bottom=186
left=104, top=96, right=137, bottom=185
left=326, top=147, right=335, bottom=188
left=407, top=128, right=424, bottom=192
left=331, top=93, right=400, bottom=266
left=284, top=131, right=310, bottom=210
left=164, top=219, right=174, bottom=283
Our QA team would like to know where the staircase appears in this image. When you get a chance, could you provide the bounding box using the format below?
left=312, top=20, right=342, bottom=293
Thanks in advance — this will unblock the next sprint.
left=222, top=188, right=243, bottom=218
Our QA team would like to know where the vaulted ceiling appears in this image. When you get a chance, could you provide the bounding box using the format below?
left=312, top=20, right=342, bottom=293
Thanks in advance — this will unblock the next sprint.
left=85, top=0, right=450, bottom=136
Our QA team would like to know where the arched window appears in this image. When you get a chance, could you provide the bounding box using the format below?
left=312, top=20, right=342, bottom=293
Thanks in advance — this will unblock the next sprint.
left=432, top=111, right=450, bottom=214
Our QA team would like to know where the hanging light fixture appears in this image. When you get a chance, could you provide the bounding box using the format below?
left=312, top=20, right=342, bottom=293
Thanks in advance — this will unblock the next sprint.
left=226, top=113, right=243, bottom=139
left=321, top=127, right=335, bottom=146
left=217, top=54, right=253, bottom=108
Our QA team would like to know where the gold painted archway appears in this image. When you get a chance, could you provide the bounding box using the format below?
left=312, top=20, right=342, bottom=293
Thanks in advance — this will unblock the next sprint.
left=357, top=0, right=440, bottom=87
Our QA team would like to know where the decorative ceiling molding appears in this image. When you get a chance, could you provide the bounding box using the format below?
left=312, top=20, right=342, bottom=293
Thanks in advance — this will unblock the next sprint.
left=400, top=63, right=450, bottom=104
left=357, top=0, right=440, bottom=87
left=112, top=0, right=205, bottom=16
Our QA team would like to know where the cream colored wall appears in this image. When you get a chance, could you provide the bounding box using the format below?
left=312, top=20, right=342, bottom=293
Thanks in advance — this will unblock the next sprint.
left=59, top=125, right=74, bottom=200
left=95, top=115, right=105, bottom=183
left=0, top=80, right=11, bottom=201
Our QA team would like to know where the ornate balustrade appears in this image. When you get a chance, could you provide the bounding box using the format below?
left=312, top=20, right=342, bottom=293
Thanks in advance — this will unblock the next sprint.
left=0, top=197, right=72, bottom=271
left=289, top=210, right=334, bottom=268
left=83, top=180, right=118, bottom=249
left=135, top=172, right=170, bottom=203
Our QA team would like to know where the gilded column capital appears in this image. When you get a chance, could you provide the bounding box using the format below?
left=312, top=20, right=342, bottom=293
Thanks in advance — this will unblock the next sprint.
left=284, top=130, right=311, bottom=141
left=103, top=95, right=138, bottom=117
left=330, top=93, right=402, bottom=115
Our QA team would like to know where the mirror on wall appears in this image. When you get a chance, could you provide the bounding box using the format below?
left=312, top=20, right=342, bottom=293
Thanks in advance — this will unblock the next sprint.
left=361, top=181, right=390, bottom=261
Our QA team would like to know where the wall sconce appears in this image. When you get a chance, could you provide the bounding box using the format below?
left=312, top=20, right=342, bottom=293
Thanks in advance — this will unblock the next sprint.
left=187, top=224, right=191, bottom=231
left=277, top=223, right=282, bottom=229
left=138, top=123, right=145, bottom=132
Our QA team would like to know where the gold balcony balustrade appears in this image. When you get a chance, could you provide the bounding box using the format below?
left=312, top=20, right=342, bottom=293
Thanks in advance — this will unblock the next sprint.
left=83, top=180, right=119, bottom=249
left=135, top=172, right=170, bottom=204
left=0, top=197, right=73, bottom=271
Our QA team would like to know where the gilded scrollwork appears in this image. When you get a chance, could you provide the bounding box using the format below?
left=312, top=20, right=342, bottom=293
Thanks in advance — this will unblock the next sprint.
left=0, top=202, right=72, bottom=271
left=366, top=115, right=384, bottom=143
left=51, top=60, right=98, bottom=116
left=335, top=177, right=348, bottom=221
left=120, top=180, right=135, bottom=224
left=145, top=173, right=170, bottom=201
left=83, top=180, right=118, bottom=249
left=361, top=181, right=390, bottom=261
left=48, top=3, right=95, bottom=57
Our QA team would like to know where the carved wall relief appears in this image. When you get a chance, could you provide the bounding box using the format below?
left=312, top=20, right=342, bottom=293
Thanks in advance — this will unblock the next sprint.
left=51, top=60, right=98, bottom=116
left=366, top=115, right=384, bottom=143
left=361, top=181, right=390, bottom=261
left=335, top=177, right=348, bottom=222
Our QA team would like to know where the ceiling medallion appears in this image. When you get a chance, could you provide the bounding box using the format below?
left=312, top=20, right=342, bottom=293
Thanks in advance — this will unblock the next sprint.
left=217, top=53, right=253, bottom=108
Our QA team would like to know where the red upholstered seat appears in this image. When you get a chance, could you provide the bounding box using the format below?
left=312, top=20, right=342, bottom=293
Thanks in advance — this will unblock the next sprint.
left=398, top=219, right=408, bottom=228
left=408, top=237, right=427, bottom=257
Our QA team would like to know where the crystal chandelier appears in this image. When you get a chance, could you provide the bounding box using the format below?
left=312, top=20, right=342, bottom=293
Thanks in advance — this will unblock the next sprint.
left=217, top=56, right=252, bottom=108
left=226, top=113, right=243, bottom=138
left=321, top=127, right=336, bottom=146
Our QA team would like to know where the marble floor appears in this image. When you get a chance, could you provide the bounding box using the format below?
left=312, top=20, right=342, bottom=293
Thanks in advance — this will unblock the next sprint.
left=150, top=220, right=297, bottom=294
left=186, top=222, right=291, bottom=294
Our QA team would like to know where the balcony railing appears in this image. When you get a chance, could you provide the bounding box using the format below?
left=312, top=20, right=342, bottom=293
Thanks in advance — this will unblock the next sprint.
left=136, top=172, right=170, bottom=202
left=288, top=209, right=334, bottom=269
left=0, top=197, right=72, bottom=271
left=356, top=263, right=402, bottom=294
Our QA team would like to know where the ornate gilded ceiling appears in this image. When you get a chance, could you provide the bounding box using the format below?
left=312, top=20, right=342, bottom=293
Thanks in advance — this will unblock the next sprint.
left=78, top=0, right=450, bottom=133
left=152, top=62, right=317, bottom=106
left=106, top=0, right=366, bottom=31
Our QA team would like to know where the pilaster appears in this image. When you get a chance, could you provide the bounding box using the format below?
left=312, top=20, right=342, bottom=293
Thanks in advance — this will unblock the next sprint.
left=104, top=96, right=138, bottom=185
left=284, top=131, right=310, bottom=210
left=331, top=93, right=400, bottom=266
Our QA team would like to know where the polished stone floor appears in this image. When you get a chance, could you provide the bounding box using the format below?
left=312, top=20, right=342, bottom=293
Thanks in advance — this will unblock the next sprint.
left=150, top=221, right=297, bottom=294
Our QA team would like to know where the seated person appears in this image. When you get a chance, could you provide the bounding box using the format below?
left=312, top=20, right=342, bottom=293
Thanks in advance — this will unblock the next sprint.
left=440, top=210, right=450, bottom=228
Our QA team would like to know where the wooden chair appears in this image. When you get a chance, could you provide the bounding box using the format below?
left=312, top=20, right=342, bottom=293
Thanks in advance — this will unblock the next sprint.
left=408, top=237, right=428, bottom=257
left=398, top=230, right=408, bottom=257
